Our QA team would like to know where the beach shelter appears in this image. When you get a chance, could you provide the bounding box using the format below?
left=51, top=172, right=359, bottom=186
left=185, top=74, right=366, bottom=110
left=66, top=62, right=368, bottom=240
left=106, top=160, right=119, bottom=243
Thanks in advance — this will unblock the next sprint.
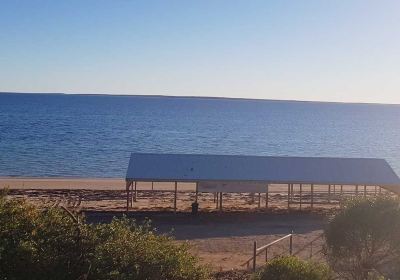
left=125, top=153, right=400, bottom=212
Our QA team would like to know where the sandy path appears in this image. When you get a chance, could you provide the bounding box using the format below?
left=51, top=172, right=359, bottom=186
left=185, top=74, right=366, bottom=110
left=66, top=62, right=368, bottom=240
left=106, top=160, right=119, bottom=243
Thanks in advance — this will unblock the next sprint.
left=85, top=211, right=326, bottom=271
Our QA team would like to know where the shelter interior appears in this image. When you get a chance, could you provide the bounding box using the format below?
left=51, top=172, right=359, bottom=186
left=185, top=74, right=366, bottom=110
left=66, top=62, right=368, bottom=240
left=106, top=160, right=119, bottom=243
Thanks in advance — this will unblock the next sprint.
left=124, top=181, right=396, bottom=212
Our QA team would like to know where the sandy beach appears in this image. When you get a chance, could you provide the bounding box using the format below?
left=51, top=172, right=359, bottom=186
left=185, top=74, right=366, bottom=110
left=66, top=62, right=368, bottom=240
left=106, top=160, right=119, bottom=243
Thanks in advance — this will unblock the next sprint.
left=1, top=176, right=354, bottom=212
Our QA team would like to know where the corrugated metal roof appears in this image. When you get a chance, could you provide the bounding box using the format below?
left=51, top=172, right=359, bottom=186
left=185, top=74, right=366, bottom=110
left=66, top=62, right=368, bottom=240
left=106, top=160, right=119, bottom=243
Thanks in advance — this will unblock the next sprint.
left=126, top=153, right=400, bottom=187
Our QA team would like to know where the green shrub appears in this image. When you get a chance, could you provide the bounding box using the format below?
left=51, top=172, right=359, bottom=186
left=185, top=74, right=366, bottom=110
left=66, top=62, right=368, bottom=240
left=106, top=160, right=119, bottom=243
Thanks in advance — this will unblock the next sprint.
left=325, top=196, right=400, bottom=280
left=252, top=256, right=333, bottom=280
left=0, top=196, right=96, bottom=280
left=91, top=217, right=208, bottom=280
left=0, top=193, right=208, bottom=280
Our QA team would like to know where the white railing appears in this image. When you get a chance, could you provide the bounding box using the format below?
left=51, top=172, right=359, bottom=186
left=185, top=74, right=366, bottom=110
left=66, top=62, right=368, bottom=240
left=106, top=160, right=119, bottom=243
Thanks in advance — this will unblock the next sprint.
left=241, top=231, right=293, bottom=271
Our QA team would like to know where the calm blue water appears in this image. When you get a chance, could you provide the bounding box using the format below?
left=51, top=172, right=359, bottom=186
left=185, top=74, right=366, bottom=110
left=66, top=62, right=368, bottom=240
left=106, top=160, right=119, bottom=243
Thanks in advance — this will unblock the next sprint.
left=0, top=93, right=399, bottom=177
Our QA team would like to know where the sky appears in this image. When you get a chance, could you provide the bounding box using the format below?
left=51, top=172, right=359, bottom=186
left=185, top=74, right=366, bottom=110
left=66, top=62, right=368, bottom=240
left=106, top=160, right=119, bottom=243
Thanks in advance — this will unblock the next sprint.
left=1, top=0, right=400, bottom=104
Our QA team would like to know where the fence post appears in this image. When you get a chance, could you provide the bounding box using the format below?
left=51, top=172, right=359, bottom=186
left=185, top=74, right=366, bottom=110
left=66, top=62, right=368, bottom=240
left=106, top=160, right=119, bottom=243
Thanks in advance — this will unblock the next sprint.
left=253, top=241, right=257, bottom=271
left=265, top=247, right=268, bottom=263
left=289, top=230, right=293, bottom=255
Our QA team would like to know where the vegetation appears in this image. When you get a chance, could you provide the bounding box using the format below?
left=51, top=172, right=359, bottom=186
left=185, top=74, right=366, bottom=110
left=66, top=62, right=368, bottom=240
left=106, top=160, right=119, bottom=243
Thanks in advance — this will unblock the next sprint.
left=251, top=256, right=333, bottom=280
left=0, top=192, right=208, bottom=280
left=324, top=196, right=400, bottom=280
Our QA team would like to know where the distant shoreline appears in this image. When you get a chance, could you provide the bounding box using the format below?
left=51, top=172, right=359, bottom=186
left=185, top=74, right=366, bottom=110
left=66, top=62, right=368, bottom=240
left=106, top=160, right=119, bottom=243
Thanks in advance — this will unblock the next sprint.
left=1, top=91, right=399, bottom=106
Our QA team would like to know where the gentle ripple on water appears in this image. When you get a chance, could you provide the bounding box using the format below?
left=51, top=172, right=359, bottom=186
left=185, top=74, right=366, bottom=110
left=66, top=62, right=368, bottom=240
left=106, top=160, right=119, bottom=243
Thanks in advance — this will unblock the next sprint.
left=0, top=93, right=399, bottom=177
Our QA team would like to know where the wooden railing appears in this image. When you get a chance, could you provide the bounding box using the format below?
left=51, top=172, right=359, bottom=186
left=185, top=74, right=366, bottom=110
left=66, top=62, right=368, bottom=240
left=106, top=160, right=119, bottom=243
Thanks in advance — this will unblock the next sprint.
left=241, top=231, right=294, bottom=271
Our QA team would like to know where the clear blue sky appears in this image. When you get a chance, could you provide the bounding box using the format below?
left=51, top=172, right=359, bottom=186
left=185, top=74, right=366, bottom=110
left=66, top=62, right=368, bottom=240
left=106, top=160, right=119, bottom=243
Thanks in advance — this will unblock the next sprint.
left=1, top=0, right=399, bottom=104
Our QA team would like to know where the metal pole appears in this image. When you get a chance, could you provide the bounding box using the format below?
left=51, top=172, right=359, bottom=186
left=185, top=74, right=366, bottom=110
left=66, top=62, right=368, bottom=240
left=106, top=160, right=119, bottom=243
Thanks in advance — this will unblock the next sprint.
left=219, top=192, right=223, bottom=211
left=134, top=181, right=137, bottom=202
left=131, top=181, right=134, bottom=209
left=126, top=181, right=130, bottom=212
left=311, top=184, right=314, bottom=209
left=328, top=185, right=331, bottom=204
left=291, top=184, right=294, bottom=201
left=253, top=241, right=257, bottom=272
left=195, top=182, right=199, bottom=203
left=299, top=184, right=302, bottom=210
left=289, top=230, right=293, bottom=255
left=340, top=185, right=343, bottom=208
left=174, top=182, right=177, bottom=213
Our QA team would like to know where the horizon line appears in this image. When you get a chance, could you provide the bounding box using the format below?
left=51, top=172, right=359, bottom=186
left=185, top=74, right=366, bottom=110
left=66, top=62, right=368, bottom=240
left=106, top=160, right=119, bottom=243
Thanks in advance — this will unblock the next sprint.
left=1, top=91, right=399, bottom=106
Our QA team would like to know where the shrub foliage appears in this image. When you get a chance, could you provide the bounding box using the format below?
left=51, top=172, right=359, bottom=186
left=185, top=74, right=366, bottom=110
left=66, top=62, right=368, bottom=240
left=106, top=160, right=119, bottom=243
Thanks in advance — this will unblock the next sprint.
left=0, top=193, right=208, bottom=280
left=252, top=256, right=333, bottom=280
left=324, top=196, right=400, bottom=280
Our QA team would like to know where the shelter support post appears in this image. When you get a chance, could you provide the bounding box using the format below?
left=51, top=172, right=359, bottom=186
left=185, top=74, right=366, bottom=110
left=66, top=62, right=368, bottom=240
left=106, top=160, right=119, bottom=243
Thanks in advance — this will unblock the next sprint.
left=130, top=181, right=133, bottom=209
left=126, top=181, right=131, bottom=212
left=195, top=182, right=198, bottom=203
left=299, top=184, right=302, bottom=210
left=328, top=185, right=331, bottom=204
left=151, top=181, right=155, bottom=200
left=340, top=185, right=343, bottom=208
left=290, top=184, right=294, bottom=201
left=133, top=181, right=137, bottom=202
left=311, top=184, right=314, bottom=209
left=174, top=182, right=177, bottom=213
left=219, top=192, right=223, bottom=211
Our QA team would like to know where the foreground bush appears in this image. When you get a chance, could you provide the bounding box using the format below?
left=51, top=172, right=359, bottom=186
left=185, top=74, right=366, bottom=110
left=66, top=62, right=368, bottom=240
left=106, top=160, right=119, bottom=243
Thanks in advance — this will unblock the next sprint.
left=252, top=256, right=333, bottom=280
left=91, top=218, right=208, bottom=280
left=325, top=196, right=400, bottom=280
left=0, top=193, right=208, bottom=280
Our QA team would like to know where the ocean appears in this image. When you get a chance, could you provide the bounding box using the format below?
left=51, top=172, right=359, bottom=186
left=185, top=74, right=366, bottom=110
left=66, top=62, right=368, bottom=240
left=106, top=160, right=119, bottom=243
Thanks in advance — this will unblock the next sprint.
left=0, top=93, right=399, bottom=177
